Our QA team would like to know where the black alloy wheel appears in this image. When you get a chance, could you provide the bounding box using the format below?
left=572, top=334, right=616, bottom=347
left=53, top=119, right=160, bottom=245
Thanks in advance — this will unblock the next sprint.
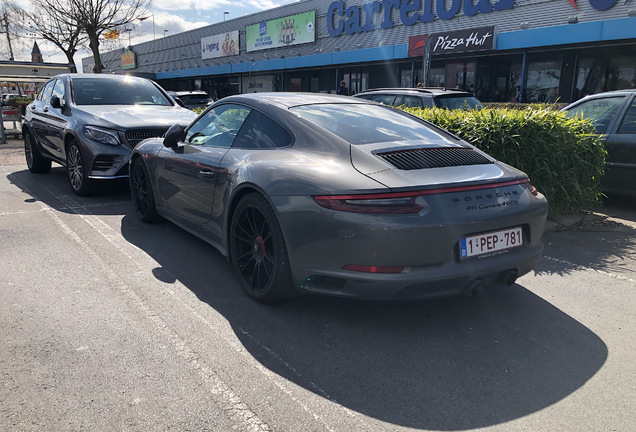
left=230, top=193, right=296, bottom=303
left=130, top=157, right=159, bottom=223
left=24, top=131, right=51, bottom=173
left=66, top=140, right=93, bottom=196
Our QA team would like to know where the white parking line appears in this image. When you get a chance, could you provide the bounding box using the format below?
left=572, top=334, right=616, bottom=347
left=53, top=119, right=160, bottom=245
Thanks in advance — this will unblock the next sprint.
left=29, top=182, right=366, bottom=431
left=21, top=183, right=273, bottom=432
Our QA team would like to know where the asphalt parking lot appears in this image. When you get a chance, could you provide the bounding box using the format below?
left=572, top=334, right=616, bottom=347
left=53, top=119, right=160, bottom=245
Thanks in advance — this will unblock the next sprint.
left=1, top=138, right=635, bottom=431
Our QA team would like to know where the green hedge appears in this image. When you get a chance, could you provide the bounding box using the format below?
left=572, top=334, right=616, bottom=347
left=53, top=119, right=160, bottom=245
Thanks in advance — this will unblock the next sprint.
left=482, top=102, right=569, bottom=111
left=404, top=106, right=606, bottom=216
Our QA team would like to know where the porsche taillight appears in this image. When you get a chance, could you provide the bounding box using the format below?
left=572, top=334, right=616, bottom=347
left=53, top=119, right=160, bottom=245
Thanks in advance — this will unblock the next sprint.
left=313, top=178, right=532, bottom=214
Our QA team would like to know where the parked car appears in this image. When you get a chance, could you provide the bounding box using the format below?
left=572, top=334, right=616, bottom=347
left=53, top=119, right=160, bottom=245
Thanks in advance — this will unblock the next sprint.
left=562, top=89, right=636, bottom=197
left=168, top=90, right=214, bottom=110
left=130, top=93, right=547, bottom=303
left=1, top=93, right=21, bottom=105
left=22, top=74, right=198, bottom=195
left=353, top=87, right=483, bottom=110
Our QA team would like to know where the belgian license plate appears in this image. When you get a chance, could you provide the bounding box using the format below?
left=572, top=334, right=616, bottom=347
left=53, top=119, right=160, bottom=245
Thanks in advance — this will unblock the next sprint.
left=460, top=227, right=523, bottom=259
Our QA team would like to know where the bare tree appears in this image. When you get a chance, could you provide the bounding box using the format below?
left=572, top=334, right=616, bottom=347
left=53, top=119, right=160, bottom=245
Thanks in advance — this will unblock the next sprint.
left=0, top=0, right=23, bottom=61
left=71, top=0, right=151, bottom=73
left=22, top=0, right=87, bottom=69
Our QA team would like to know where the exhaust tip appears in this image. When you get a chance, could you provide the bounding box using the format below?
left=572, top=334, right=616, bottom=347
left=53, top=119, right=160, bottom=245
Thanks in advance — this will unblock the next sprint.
left=498, top=270, right=518, bottom=286
left=462, top=279, right=486, bottom=297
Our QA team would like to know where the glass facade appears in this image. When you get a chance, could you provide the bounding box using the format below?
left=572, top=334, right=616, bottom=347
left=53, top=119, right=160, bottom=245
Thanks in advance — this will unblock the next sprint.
left=158, top=44, right=636, bottom=105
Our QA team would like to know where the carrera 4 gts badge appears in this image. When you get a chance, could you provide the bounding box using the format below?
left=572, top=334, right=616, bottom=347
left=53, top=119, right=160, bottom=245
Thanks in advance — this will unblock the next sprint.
left=452, top=190, right=520, bottom=211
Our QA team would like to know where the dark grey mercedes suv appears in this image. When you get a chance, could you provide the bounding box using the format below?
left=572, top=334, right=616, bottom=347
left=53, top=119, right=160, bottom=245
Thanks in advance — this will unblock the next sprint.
left=22, top=74, right=197, bottom=195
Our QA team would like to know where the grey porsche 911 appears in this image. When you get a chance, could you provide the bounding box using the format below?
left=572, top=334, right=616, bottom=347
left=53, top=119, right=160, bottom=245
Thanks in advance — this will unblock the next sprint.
left=130, top=93, right=548, bottom=303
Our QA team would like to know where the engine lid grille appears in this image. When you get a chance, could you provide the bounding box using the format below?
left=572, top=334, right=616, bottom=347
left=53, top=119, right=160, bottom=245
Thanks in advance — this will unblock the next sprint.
left=125, top=127, right=170, bottom=147
left=376, top=147, right=493, bottom=170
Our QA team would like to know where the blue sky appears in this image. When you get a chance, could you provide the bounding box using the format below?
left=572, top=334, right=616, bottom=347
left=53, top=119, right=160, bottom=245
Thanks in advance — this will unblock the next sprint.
left=16, top=0, right=298, bottom=66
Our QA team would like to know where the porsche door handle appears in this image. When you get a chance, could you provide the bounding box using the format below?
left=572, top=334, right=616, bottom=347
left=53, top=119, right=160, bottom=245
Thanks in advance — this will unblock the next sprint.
left=198, top=169, right=215, bottom=179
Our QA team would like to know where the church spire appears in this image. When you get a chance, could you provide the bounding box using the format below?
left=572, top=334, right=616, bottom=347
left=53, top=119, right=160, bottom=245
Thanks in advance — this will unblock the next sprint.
left=31, top=42, right=43, bottom=63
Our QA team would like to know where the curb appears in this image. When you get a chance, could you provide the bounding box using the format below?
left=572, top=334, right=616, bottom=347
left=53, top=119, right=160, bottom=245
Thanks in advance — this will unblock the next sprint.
left=545, top=211, right=606, bottom=232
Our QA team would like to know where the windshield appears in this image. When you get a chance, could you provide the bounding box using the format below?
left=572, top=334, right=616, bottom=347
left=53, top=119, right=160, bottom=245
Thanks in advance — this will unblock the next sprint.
left=290, top=103, right=448, bottom=145
left=435, top=95, right=483, bottom=110
left=72, top=77, right=172, bottom=106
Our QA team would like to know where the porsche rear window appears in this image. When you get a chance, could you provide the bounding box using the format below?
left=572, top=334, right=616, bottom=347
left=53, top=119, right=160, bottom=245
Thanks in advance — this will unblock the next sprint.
left=290, top=103, right=447, bottom=145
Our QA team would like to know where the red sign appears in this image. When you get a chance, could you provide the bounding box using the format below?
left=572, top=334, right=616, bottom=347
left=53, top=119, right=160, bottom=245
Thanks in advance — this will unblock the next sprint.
left=408, top=35, right=430, bottom=57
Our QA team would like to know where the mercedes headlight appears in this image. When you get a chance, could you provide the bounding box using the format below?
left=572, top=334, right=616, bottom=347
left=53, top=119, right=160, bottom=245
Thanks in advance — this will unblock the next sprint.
left=83, top=125, right=121, bottom=146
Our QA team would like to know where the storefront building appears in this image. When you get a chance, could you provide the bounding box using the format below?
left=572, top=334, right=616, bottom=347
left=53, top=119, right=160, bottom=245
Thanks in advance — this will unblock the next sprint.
left=84, top=0, right=636, bottom=104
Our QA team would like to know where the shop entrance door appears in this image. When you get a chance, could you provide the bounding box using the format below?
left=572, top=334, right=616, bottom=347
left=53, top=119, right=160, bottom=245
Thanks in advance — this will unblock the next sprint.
left=344, top=70, right=369, bottom=95
left=445, top=61, right=475, bottom=90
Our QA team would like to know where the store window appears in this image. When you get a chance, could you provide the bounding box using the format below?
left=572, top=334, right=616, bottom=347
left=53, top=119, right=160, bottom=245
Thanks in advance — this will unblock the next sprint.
left=445, top=61, right=475, bottom=92
left=576, top=47, right=636, bottom=99
left=525, top=55, right=561, bottom=103
left=428, top=66, right=445, bottom=87
left=400, top=68, right=411, bottom=88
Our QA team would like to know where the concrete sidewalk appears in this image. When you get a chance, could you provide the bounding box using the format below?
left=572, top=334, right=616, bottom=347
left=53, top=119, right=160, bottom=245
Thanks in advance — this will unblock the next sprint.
left=0, top=138, right=25, bottom=166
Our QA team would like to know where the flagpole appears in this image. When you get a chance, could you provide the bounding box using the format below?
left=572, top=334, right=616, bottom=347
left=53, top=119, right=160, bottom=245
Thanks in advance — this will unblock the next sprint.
left=139, top=14, right=156, bottom=40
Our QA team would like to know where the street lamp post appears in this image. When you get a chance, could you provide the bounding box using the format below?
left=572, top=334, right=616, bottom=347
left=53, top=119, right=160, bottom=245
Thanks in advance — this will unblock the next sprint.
left=163, top=29, right=168, bottom=38
left=124, top=28, right=132, bottom=47
left=224, top=12, right=229, bottom=22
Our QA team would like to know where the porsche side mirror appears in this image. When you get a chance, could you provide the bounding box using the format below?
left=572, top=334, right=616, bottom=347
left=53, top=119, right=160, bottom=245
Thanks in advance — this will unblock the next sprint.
left=163, top=124, right=185, bottom=150
left=173, top=97, right=185, bottom=108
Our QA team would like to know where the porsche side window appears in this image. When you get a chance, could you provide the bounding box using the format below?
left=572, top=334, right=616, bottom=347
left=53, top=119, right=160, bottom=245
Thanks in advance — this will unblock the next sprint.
left=617, top=100, right=636, bottom=134
left=233, top=110, right=293, bottom=149
left=565, top=97, right=625, bottom=134
left=185, top=104, right=251, bottom=147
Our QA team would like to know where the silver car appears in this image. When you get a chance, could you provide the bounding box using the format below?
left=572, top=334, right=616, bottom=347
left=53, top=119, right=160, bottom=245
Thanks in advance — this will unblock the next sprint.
left=130, top=93, right=548, bottom=303
left=22, top=74, right=198, bottom=195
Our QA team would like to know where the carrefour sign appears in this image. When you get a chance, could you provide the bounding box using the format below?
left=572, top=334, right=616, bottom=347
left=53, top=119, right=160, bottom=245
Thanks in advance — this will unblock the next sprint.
left=327, top=0, right=514, bottom=36
left=327, top=0, right=625, bottom=37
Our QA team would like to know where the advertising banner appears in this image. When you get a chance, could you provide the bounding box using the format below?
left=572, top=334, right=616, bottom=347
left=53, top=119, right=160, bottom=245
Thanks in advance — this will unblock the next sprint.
left=121, top=49, right=136, bottom=70
left=201, top=30, right=240, bottom=60
left=241, top=75, right=276, bottom=93
left=245, top=11, right=315, bottom=52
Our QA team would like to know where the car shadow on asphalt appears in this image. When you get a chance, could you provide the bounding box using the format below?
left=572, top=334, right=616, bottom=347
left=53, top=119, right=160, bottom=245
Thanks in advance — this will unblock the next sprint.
left=119, top=213, right=607, bottom=430
left=8, top=166, right=609, bottom=430
left=7, top=167, right=131, bottom=215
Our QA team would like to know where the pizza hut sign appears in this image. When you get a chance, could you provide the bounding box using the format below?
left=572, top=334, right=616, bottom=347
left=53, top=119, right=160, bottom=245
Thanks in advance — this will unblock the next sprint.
left=431, top=26, right=494, bottom=54
left=408, top=27, right=494, bottom=57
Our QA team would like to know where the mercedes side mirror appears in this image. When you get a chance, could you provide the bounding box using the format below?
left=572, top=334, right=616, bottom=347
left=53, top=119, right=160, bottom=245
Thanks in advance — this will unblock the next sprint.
left=50, top=95, right=63, bottom=109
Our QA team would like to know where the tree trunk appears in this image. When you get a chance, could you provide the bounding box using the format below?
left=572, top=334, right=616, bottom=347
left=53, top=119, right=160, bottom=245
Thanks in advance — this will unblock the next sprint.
left=87, top=31, right=103, bottom=73
left=65, top=51, right=77, bottom=71
left=2, top=15, right=15, bottom=61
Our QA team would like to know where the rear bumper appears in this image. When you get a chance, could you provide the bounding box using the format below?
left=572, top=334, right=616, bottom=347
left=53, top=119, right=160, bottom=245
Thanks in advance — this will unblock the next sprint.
left=271, top=184, right=548, bottom=300
left=297, top=242, right=543, bottom=300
